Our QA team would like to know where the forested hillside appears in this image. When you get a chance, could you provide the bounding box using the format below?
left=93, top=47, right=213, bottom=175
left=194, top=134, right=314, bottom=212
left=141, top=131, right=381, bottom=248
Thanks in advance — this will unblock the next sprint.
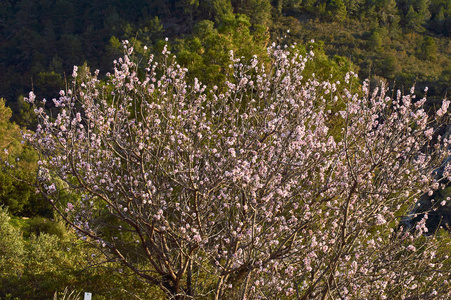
left=1, top=0, right=450, bottom=127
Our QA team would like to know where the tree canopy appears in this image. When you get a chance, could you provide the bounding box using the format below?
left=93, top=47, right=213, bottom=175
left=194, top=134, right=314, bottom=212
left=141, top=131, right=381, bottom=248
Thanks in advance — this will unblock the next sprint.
left=23, top=42, right=451, bottom=299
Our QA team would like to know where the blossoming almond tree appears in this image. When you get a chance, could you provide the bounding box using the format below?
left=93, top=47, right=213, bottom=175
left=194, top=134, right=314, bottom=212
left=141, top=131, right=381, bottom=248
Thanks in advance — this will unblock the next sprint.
left=23, top=42, right=451, bottom=299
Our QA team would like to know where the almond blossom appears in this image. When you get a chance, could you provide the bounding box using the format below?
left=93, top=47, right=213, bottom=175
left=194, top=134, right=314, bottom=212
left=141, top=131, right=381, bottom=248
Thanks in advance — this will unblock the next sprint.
left=23, top=41, right=451, bottom=299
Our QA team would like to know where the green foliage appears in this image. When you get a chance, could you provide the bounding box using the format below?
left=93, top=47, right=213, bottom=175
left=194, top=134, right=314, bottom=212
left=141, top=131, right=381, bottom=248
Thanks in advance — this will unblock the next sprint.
left=368, top=29, right=383, bottom=50
left=0, top=207, right=25, bottom=273
left=326, top=0, right=348, bottom=22
left=33, top=71, right=64, bottom=101
left=375, top=53, right=402, bottom=79
left=417, top=35, right=437, bottom=60
left=0, top=207, right=162, bottom=299
left=175, top=14, right=269, bottom=86
left=0, top=99, right=51, bottom=217
left=231, top=0, right=272, bottom=26
left=24, top=216, right=68, bottom=239
left=405, top=5, right=426, bottom=32
left=0, top=99, right=24, bottom=157
left=14, top=95, right=37, bottom=129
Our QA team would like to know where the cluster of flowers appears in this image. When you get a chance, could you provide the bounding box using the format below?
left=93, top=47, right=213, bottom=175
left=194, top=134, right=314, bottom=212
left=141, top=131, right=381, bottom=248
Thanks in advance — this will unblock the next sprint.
left=23, top=41, right=451, bottom=299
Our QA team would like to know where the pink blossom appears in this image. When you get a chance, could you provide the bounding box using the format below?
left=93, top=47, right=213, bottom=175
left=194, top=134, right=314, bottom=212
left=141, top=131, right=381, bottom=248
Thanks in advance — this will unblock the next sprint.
left=23, top=41, right=451, bottom=300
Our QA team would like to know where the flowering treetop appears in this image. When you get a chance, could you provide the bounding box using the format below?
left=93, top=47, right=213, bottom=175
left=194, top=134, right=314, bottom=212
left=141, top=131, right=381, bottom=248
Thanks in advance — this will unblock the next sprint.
left=22, top=41, right=451, bottom=299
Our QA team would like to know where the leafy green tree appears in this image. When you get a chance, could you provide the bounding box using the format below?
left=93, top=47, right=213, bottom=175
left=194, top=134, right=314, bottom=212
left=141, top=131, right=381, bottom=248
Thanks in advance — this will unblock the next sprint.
left=0, top=207, right=25, bottom=272
left=368, top=30, right=383, bottom=50
left=326, top=0, right=348, bottom=21
left=231, top=0, right=272, bottom=26
left=0, top=206, right=161, bottom=299
left=34, top=72, right=65, bottom=101
left=416, top=0, right=432, bottom=23
left=375, top=0, right=400, bottom=27
left=0, top=99, right=49, bottom=216
left=343, top=0, right=365, bottom=18
left=403, top=0, right=431, bottom=32
left=376, top=53, right=401, bottom=79
left=431, top=7, right=446, bottom=32
left=428, top=0, right=450, bottom=35
left=175, top=14, right=269, bottom=86
left=196, top=0, right=234, bottom=22
left=417, top=35, right=437, bottom=60
left=405, top=5, right=423, bottom=31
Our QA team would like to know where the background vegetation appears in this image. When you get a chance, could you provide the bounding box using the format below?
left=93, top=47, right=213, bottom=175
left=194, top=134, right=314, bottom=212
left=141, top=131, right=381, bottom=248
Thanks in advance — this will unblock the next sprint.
left=1, top=0, right=450, bottom=127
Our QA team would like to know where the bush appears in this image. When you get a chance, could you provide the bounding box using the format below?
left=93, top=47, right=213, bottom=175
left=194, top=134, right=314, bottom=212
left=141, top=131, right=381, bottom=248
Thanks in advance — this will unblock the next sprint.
left=24, top=216, right=67, bottom=239
left=0, top=207, right=161, bottom=299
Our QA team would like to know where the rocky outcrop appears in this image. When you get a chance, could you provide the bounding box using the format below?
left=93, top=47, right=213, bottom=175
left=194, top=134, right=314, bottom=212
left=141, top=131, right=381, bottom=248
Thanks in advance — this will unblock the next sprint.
left=400, top=125, right=451, bottom=235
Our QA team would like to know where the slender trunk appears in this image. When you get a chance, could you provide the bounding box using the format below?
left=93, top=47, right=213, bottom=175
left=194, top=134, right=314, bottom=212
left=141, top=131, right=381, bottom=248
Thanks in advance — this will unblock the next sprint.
left=215, top=276, right=226, bottom=300
left=187, top=258, right=193, bottom=296
left=240, top=271, right=252, bottom=300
